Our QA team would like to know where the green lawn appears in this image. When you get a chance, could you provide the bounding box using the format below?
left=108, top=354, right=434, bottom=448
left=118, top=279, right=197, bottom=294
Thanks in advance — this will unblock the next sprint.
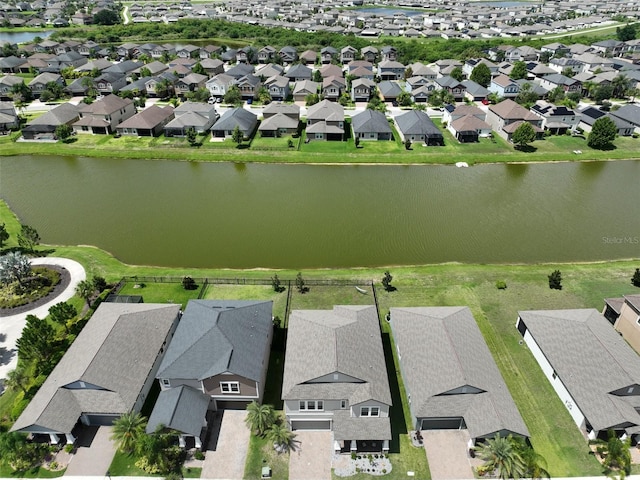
left=0, top=466, right=66, bottom=478
left=244, top=431, right=289, bottom=480
left=117, top=280, right=202, bottom=309
left=201, top=283, right=288, bottom=322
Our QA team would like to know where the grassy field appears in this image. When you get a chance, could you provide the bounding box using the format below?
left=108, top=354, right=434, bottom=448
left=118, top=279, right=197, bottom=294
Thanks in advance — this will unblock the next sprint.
left=0, top=466, right=66, bottom=478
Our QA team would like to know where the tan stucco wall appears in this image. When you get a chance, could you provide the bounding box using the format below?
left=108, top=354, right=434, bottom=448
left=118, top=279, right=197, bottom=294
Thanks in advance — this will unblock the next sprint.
left=615, top=304, right=640, bottom=353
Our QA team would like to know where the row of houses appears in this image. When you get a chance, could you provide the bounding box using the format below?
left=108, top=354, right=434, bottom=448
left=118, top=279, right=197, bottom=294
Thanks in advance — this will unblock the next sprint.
left=10, top=299, right=531, bottom=452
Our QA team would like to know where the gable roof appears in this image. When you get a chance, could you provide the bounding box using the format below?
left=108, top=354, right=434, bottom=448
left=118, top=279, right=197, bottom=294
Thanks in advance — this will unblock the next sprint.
left=489, top=99, right=539, bottom=121
left=12, top=303, right=180, bottom=434
left=211, top=108, right=258, bottom=133
left=117, top=105, right=174, bottom=130
left=282, top=305, right=391, bottom=406
left=395, top=110, right=442, bottom=136
left=518, top=309, right=640, bottom=433
left=610, top=104, right=640, bottom=127
left=78, top=94, right=133, bottom=115
left=391, top=307, right=529, bottom=439
left=146, top=385, right=209, bottom=436
left=351, top=109, right=392, bottom=134
left=25, top=102, right=79, bottom=126
left=156, top=300, right=272, bottom=382
left=306, top=99, right=344, bottom=122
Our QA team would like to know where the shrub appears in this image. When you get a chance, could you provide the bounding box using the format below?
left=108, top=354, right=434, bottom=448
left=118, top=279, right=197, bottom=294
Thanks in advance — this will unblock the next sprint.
left=548, top=270, right=562, bottom=290
left=194, top=450, right=205, bottom=460
left=64, top=444, right=74, bottom=453
left=182, top=276, right=197, bottom=290
left=496, top=280, right=507, bottom=290
left=351, top=451, right=357, bottom=460
left=632, top=268, right=640, bottom=288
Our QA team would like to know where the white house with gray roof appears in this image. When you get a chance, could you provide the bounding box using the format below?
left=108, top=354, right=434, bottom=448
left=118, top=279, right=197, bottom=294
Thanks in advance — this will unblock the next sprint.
left=517, top=309, right=640, bottom=440
left=155, top=300, right=272, bottom=412
left=390, top=307, right=529, bottom=442
left=282, top=305, right=392, bottom=453
left=11, top=303, right=181, bottom=445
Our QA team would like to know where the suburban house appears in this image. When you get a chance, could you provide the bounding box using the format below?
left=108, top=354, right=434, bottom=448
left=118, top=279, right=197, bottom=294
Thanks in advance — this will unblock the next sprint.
left=175, top=72, right=208, bottom=97
left=235, top=74, right=262, bottom=100
left=73, top=94, right=136, bottom=135
left=462, top=80, right=489, bottom=102
left=321, top=46, right=338, bottom=64
left=486, top=99, right=543, bottom=142
left=0, top=101, right=19, bottom=132
left=361, top=46, right=378, bottom=63
left=435, top=76, right=466, bottom=101
left=164, top=102, right=219, bottom=137
left=609, top=104, right=640, bottom=134
left=279, top=46, right=298, bottom=64
left=320, top=64, right=343, bottom=81
left=95, top=73, right=127, bottom=94
left=292, top=80, right=319, bottom=102
left=11, top=303, right=181, bottom=444
left=530, top=101, right=579, bottom=134
left=516, top=309, right=640, bottom=441
left=340, top=45, right=357, bottom=64
left=322, top=76, right=346, bottom=102
left=258, top=102, right=300, bottom=137
left=603, top=294, right=640, bottom=352
left=378, top=81, right=403, bottom=102
left=578, top=106, right=634, bottom=136
left=390, top=307, right=529, bottom=442
left=258, top=45, right=276, bottom=64
left=0, top=75, right=25, bottom=100
left=299, top=49, right=318, bottom=65
left=152, top=300, right=273, bottom=447
left=264, top=75, right=291, bottom=102
left=394, top=110, right=443, bottom=146
left=447, top=109, right=492, bottom=143
left=21, top=102, right=79, bottom=140
left=210, top=107, right=258, bottom=140
left=488, top=74, right=520, bottom=98
left=351, top=109, right=392, bottom=141
left=28, top=72, right=65, bottom=97
left=539, top=73, right=582, bottom=94
left=286, top=64, right=313, bottom=83
left=305, top=99, right=344, bottom=141
left=282, top=305, right=392, bottom=453
left=116, top=105, right=175, bottom=137
left=378, top=60, right=405, bottom=81
left=351, top=78, right=376, bottom=102
left=206, top=73, right=236, bottom=100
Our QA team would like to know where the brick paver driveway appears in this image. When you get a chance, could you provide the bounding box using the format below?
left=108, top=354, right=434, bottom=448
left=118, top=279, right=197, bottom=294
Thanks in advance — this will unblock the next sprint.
left=289, top=430, right=332, bottom=480
left=64, top=426, right=116, bottom=476
left=422, top=430, right=481, bottom=480
left=202, top=410, right=250, bottom=479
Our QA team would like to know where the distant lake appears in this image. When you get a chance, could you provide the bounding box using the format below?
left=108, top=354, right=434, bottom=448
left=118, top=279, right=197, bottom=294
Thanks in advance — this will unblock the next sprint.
left=0, top=30, right=53, bottom=44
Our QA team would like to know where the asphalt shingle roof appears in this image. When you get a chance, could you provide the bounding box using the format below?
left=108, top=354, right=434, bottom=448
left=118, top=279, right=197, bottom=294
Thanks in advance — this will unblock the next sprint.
left=146, top=385, right=209, bottom=436
left=395, top=110, right=442, bottom=137
left=351, top=109, right=391, bottom=134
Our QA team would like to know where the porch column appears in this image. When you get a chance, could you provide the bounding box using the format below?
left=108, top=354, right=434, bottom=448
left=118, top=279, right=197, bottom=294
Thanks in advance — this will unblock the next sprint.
left=350, top=440, right=357, bottom=451
left=178, top=435, right=186, bottom=448
left=382, top=440, right=389, bottom=452
left=194, top=436, right=202, bottom=449
left=49, top=433, right=60, bottom=444
left=66, top=432, right=76, bottom=445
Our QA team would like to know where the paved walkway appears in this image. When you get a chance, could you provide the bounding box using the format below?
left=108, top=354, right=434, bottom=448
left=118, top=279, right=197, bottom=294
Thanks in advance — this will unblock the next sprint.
left=289, top=430, right=332, bottom=480
left=65, top=426, right=117, bottom=476
left=0, top=257, right=86, bottom=381
left=422, top=430, right=481, bottom=480
left=201, top=410, right=251, bottom=479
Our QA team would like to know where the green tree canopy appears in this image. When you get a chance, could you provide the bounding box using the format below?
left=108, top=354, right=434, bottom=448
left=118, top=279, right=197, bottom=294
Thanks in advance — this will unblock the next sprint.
left=450, top=66, right=464, bottom=82
left=55, top=124, right=73, bottom=142
left=511, top=122, right=536, bottom=149
left=17, top=224, right=40, bottom=253
left=223, top=85, right=242, bottom=105
left=245, top=401, right=276, bottom=435
left=474, top=433, right=526, bottom=480
left=0, top=223, right=9, bottom=248
left=470, top=62, right=492, bottom=87
left=0, top=251, right=31, bottom=287
left=49, top=301, right=77, bottom=333
left=15, top=314, right=55, bottom=365
left=617, top=24, right=637, bottom=42
left=510, top=61, right=528, bottom=81
left=93, top=9, right=120, bottom=25
left=110, top=412, right=147, bottom=454
left=587, top=116, right=617, bottom=149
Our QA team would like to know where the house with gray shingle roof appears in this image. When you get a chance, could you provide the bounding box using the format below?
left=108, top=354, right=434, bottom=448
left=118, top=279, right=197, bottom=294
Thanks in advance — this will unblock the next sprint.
left=603, top=295, right=640, bottom=353
left=22, top=102, right=79, bottom=140
left=211, top=107, right=258, bottom=139
left=282, top=305, right=392, bottom=453
left=395, top=110, right=443, bottom=146
left=155, top=300, right=272, bottom=412
left=73, top=94, right=136, bottom=135
left=116, top=105, right=175, bottom=137
left=517, top=309, right=640, bottom=440
left=305, top=99, right=344, bottom=141
left=351, top=109, right=392, bottom=141
left=11, top=303, right=181, bottom=444
left=164, top=101, right=218, bottom=137
left=391, top=307, right=529, bottom=442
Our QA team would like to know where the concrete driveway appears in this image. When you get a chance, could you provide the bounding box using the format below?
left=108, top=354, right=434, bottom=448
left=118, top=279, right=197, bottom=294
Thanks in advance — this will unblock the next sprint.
left=64, top=426, right=117, bottom=476
left=0, top=257, right=86, bottom=381
left=202, top=410, right=251, bottom=479
left=422, top=430, right=481, bottom=480
left=289, top=430, right=332, bottom=480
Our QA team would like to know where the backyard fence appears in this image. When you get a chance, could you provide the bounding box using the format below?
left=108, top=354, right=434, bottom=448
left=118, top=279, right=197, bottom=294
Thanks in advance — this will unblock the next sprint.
left=118, top=275, right=370, bottom=287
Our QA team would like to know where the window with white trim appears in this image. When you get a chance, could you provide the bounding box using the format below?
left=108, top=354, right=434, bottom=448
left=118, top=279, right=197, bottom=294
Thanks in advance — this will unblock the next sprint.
left=360, top=406, right=380, bottom=417
left=161, top=379, right=170, bottom=387
left=220, top=381, right=240, bottom=394
left=299, top=400, right=324, bottom=411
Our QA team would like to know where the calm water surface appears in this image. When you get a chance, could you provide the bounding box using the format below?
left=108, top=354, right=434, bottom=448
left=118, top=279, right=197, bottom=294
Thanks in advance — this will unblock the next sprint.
left=1, top=156, right=639, bottom=269
left=0, top=30, right=53, bottom=44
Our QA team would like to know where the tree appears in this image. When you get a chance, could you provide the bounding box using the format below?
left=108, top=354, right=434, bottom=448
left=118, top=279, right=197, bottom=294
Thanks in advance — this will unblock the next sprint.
left=597, top=430, right=631, bottom=478
left=15, top=314, right=55, bottom=365
left=55, top=124, right=74, bottom=142
left=17, top=224, right=40, bottom=253
left=76, top=279, right=95, bottom=306
left=5, top=367, right=28, bottom=395
left=611, top=74, right=631, bottom=99
left=367, top=96, right=387, bottom=113
left=548, top=270, right=562, bottom=290
left=382, top=271, right=394, bottom=291
left=135, top=427, right=173, bottom=474
left=450, top=66, right=464, bottom=82
left=593, top=84, right=613, bottom=104
left=0, top=252, right=32, bottom=287
left=232, top=125, right=244, bottom=146
left=186, top=128, right=198, bottom=147
left=515, top=83, right=539, bottom=108
left=182, top=276, right=197, bottom=290
left=268, top=422, right=297, bottom=452
left=588, top=117, right=617, bottom=149
left=305, top=93, right=320, bottom=106
left=111, top=412, right=147, bottom=454
left=0, top=432, right=47, bottom=471
left=404, top=138, right=412, bottom=150
left=474, top=433, right=526, bottom=480
left=40, top=81, right=65, bottom=102
left=514, top=438, right=550, bottom=480
left=93, top=275, right=108, bottom=292
left=186, top=87, right=210, bottom=103
left=510, top=61, right=528, bottom=81
left=257, top=86, right=272, bottom=105
left=245, top=401, right=276, bottom=435
left=49, top=301, right=77, bottom=333
left=617, top=24, right=637, bottom=42
left=470, top=63, right=491, bottom=87
left=632, top=268, right=640, bottom=288
left=93, top=9, right=120, bottom=25
left=547, top=86, right=565, bottom=103
left=0, top=223, right=9, bottom=248
left=511, top=122, right=536, bottom=149
left=223, top=85, right=242, bottom=105
left=312, top=69, right=322, bottom=83
left=271, top=274, right=284, bottom=292
left=192, top=62, right=205, bottom=75
left=295, top=272, right=306, bottom=293
left=397, top=91, right=413, bottom=107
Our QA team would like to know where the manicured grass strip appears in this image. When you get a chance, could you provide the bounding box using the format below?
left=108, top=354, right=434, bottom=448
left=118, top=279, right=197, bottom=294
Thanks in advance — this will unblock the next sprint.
left=244, top=430, right=289, bottom=480
left=0, top=466, right=66, bottom=478
left=108, top=451, right=147, bottom=476
left=117, top=280, right=201, bottom=310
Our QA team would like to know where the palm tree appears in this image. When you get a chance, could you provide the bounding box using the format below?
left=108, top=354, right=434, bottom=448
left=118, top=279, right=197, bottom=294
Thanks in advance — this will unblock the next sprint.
left=76, top=279, right=95, bottom=307
left=267, top=422, right=297, bottom=453
left=474, top=433, right=526, bottom=479
left=5, top=367, right=29, bottom=395
left=611, top=74, right=631, bottom=99
left=514, top=438, right=550, bottom=479
left=245, top=401, right=276, bottom=435
left=110, top=412, right=147, bottom=454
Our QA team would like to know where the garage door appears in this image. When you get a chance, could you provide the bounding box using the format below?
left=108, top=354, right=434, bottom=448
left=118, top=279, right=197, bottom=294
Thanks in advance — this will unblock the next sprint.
left=421, top=417, right=465, bottom=430
left=216, top=400, right=250, bottom=410
left=291, top=420, right=331, bottom=431
left=85, top=414, right=119, bottom=426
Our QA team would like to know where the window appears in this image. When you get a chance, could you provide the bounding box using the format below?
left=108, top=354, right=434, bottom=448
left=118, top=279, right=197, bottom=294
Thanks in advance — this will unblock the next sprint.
left=220, top=381, right=240, bottom=394
left=341, top=400, right=347, bottom=409
left=162, top=379, right=170, bottom=387
left=299, top=400, right=324, bottom=411
left=360, top=406, right=380, bottom=417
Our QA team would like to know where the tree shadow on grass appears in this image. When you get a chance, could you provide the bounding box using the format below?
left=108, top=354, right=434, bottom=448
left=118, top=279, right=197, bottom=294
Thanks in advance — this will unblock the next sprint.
left=593, top=143, right=617, bottom=151
left=515, top=145, right=537, bottom=153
